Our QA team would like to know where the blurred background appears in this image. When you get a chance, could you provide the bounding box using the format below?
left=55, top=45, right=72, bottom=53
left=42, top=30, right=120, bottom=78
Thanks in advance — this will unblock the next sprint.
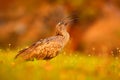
left=0, top=0, right=120, bottom=57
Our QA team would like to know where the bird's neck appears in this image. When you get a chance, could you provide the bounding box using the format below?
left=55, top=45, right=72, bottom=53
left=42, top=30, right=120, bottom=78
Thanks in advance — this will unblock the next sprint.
left=63, top=31, right=70, bottom=45
left=56, top=29, right=70, bottom=45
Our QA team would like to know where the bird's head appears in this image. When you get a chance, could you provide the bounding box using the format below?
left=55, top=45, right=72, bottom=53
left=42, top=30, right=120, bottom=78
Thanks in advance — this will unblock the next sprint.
left=56, top=20, right=68, bottom=31
left=56, top=15, right=79, bottom=35
left=56, top=16, right=73, bottom=31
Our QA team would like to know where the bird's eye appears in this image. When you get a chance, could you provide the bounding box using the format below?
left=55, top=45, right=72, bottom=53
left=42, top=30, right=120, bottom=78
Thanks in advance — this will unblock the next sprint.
left=58, top=22, right=61, bottom=25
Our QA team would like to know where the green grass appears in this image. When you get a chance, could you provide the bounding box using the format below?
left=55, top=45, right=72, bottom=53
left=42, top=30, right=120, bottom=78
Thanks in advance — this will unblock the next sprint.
left=0, top=49, right=120, bottom=80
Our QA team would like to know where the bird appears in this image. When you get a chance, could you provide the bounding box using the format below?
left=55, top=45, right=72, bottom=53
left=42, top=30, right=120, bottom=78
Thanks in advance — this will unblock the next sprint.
left=15, top=16, right=73, bottom=61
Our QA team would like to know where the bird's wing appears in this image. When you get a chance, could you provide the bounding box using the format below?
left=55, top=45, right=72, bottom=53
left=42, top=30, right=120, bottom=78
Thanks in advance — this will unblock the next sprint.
left=15, top=39, right=45, bottom=60
left=35, top=40, right=63, bottom=60
left=15, top=38, right=63, bottom=60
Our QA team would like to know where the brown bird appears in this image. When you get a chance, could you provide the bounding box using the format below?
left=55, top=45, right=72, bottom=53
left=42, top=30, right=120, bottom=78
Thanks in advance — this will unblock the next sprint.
left=15, top=17, right=72, bottom=61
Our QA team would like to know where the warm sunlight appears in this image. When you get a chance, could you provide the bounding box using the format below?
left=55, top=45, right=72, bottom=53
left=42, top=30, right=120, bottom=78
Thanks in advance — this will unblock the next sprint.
left=0, top=0, right=120, bottom=80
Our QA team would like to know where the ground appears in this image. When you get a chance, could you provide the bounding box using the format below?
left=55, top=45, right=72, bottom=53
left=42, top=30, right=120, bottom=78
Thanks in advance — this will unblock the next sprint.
left=0, top=49, right=120, bottom=80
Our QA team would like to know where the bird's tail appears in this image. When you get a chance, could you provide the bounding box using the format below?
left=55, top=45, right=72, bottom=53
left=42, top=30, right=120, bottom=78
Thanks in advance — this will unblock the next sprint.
left=14, top=48, right=28, bottom=59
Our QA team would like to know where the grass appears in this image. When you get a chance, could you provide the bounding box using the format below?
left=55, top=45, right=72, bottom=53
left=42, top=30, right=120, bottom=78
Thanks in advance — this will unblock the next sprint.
left=0, top=49, right=120, bottom=80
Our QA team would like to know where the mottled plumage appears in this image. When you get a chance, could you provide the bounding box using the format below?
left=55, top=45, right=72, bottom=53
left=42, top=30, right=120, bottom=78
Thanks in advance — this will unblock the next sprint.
left=15, top=17, right=70, bottom=61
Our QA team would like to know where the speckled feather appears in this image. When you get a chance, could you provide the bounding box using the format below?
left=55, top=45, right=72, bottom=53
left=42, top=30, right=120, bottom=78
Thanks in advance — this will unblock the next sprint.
left=15, top=36, right=65, bottom=60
